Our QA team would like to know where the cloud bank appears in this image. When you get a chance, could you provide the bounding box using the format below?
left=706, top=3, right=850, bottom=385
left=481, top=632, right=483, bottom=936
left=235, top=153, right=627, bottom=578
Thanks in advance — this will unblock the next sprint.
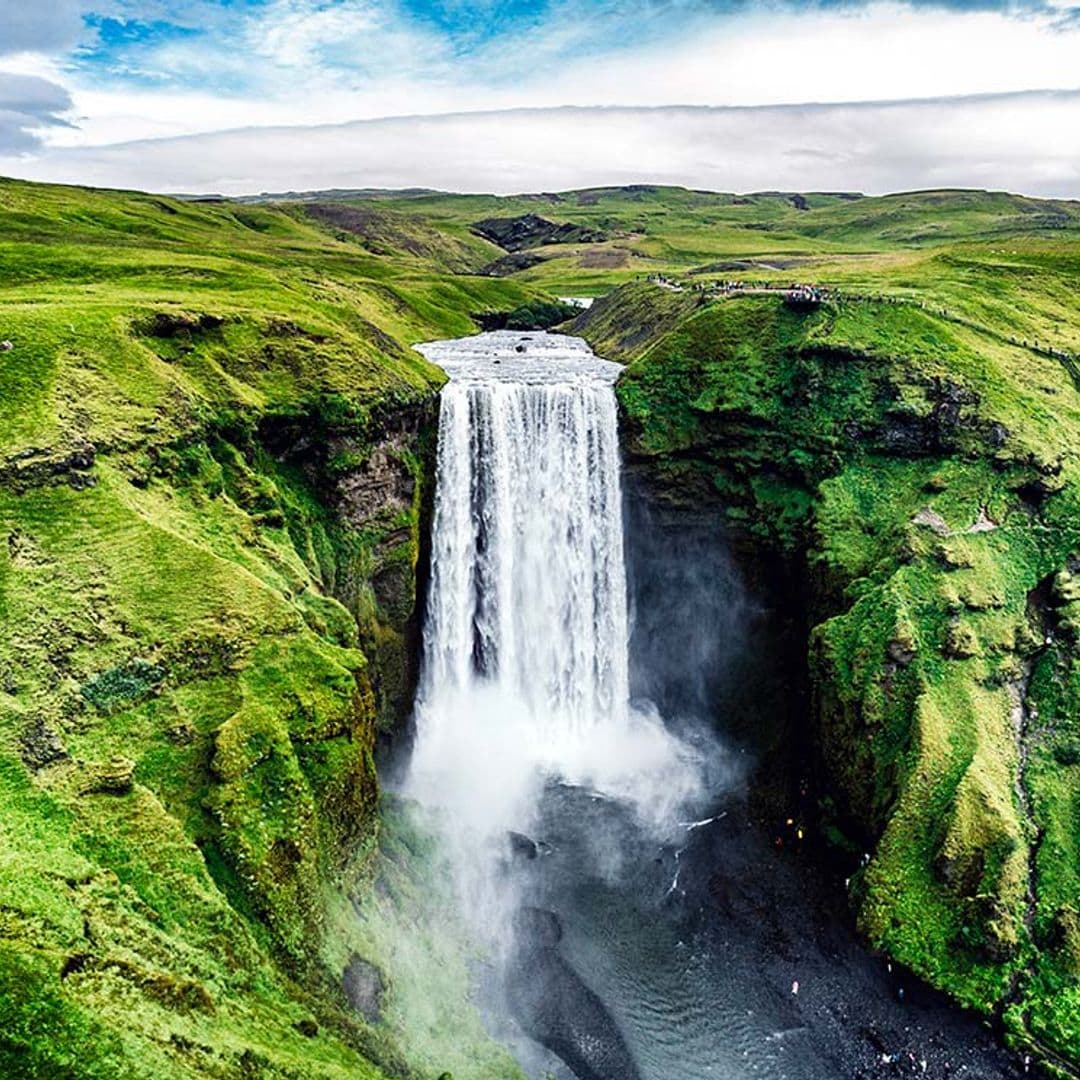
left=1, top=1, right=1078, bottom=195
left=4, top=92, right=1078, bottom=198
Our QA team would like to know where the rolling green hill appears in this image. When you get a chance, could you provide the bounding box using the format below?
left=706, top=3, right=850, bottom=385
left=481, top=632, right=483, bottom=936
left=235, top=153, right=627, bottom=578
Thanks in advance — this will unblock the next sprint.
left=4, top=176, right=1080, bottom=1078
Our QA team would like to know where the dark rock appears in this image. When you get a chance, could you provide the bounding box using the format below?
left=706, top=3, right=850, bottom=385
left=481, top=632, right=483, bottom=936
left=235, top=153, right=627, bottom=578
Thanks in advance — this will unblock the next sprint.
left=20, top=718, right=69, bottom=771
left=507, top=832, right=540, bottom=860
left=513, top=906, right=562, bottom=946
left=294, top=1019, right=318, bottom=1038
left=470, top=214, right=607, bottom=253
left=887, top=639, right=916, bottom=667
left=138, top=311, right=225, bottom=339
left=333, top=440, right=416, bottom=528
left=60, top=952, right=91, bottom=979
left=0, top=441, right=96, bottom=492
left=342, top=955, right=384, bottom=1022
left=507, top=907, right=641, bottom=1080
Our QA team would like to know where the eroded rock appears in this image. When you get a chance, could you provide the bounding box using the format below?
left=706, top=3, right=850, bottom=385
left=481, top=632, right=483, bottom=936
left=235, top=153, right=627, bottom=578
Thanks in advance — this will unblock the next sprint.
left=20, top=718, right=69, bottom=771
left=342, top=955, right=384, bottom=1022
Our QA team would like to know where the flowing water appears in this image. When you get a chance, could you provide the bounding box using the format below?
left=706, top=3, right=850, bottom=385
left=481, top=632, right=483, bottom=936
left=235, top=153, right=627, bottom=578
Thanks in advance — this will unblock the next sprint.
left=407, top=331, right=702, bottom=846
left=403, top=330, right=1024, bottom=1080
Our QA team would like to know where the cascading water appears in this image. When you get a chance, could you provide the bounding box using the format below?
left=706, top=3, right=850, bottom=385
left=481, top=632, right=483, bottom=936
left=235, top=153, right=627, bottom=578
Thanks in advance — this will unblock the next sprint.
left=422, top=339, right=628, bottom=737
left=407, top=331, right=701, bottom=848
left=404, top=328, right=704, bottom=1078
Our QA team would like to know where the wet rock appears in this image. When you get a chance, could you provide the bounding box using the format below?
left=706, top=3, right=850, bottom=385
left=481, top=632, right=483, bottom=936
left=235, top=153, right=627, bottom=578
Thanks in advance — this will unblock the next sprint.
left=507, top=907, right=641, bottom=1080
left=514, top=906, right=563, bottom=946
left=342, top=955, right=384, bottom=1022
left=508, top=831, right=541, bottom=860
left=334, top=442, right=415, bottom=527
left=20, top=718, right=69, bottom=771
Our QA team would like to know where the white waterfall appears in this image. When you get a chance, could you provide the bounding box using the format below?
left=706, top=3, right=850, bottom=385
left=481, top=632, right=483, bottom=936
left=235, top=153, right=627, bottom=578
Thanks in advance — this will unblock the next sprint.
left=407, top=331, right=700, bottom=846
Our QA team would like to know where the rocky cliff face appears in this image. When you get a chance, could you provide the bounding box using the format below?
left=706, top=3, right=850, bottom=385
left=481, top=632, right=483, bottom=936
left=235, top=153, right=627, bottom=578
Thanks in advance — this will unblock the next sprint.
left=581, top=282, right=1080, bottom=1076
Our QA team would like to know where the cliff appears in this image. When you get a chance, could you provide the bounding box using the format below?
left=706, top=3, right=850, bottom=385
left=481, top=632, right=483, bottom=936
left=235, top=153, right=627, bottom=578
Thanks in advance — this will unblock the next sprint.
left=578, top=280, right=1080, bottom=1075
left=0, top=178, right=525, bottom=1079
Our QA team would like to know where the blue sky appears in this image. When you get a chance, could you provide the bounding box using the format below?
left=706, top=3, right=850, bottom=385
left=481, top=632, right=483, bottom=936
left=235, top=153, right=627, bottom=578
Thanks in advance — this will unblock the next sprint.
left=1, top=0, right=1079, bottom=193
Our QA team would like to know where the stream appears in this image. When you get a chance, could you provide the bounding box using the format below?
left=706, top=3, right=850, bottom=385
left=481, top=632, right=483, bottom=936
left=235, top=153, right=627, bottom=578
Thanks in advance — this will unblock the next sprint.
left=401, top=330, right=1025, bottom=1080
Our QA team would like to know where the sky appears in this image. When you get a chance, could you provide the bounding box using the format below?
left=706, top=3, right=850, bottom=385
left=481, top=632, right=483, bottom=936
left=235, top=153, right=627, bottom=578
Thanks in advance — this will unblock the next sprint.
left=0, top=0, right=1078, bottom=195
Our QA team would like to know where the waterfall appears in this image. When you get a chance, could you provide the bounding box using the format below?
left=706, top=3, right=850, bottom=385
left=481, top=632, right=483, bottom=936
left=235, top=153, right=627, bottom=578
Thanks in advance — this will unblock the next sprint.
left=421, top=341, right=629, bottom=735
left=407, top=331, right=701, bottom=855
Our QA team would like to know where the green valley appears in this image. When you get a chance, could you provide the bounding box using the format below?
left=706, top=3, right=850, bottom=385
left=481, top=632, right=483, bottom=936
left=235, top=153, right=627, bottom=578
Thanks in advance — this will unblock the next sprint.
left=3, top=176, right=1080, bottom=1078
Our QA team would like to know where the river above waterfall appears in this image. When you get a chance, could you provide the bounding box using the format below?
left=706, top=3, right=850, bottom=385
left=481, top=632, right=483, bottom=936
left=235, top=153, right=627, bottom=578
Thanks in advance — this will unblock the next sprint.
left=402, top=330, right=1025, bottom=1080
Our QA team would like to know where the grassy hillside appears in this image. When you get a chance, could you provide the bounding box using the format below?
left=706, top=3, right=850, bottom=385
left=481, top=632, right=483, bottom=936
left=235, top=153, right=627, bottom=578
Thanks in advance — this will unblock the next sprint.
left=0, top=177, right=531, bottom=1079
left=341, top=184, right=1080, bottom=305
left=577, top=268, right=1080, bottom=1073
left=5, top=175, right=1080, bottom=1078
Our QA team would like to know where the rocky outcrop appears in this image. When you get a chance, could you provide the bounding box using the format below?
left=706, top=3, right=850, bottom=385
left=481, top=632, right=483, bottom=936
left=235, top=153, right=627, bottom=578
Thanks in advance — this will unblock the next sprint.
left=471, top=213, right=607, bottom=252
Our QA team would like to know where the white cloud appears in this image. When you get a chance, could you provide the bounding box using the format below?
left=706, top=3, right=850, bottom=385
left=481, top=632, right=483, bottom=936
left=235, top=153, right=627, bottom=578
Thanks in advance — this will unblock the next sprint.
left=4, top=92, right=1078, bottom=197
left=2, top=1, right=1078, bottom=196
left=26, top=2, right=1080, bottom=153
